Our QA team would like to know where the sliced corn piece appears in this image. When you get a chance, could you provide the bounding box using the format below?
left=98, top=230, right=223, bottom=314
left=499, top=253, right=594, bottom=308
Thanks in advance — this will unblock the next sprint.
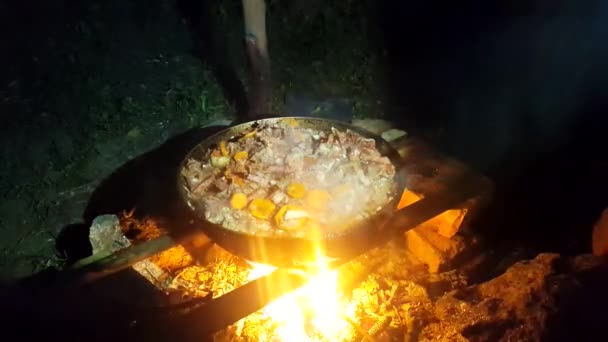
left=230, top=193, right=248, bottom=209
left=219, top=141, right=229, bottom=156
left=249, top=198, right=276, bottom=220
left=286, top=182, right=307, bottom=199
left=275, top=205, right=308, bottom=230
left=234, top=151, right=249, bottom=161
left=239, top=130, right=256, bottom=141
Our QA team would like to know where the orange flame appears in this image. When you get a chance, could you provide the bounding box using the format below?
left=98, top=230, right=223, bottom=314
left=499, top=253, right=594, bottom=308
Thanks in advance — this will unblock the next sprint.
left=247, top=257, right=355, bottom=341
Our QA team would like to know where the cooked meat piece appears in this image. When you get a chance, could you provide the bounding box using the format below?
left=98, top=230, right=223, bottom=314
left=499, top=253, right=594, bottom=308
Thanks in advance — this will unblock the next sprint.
left=331, top=127, right=344, bottom=145
left=202, top=198, right=228, bottom=224
left=270, top=140, right=290, bottom=158
left=347, top=146, right=361, bottom=160
left=247, top=186, right=268, bottom=200
left=284, top=148, right=305, bottom=173
left=358, top=137, right=376, bottom=149
left=267, top=164, right=286, bottom=178
left=226, top=142, right=238, bottom=155
left=192, top=176, right=216, bottom=195
left=181, top=159, right=212, bottom=190
left=248, top=173, right=271, bottom=187
left=237, top=140, right=262, bottom=161
left=252, top=147, right=275, bottom=165
left=231, top=159, right=248, bottom=175
left=269, top=188, right=287, bottom=205
left=213, top=178, right=229, bottom=192
left=356, top=169, right=371, bottom=186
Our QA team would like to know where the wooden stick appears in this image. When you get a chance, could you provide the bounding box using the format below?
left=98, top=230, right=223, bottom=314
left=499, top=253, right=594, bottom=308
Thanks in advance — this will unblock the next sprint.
left=242, top=0, right=272, bottom=117
left=55, top=233, right=210, bottom=289
left=242, top=0, right=268, bottom=59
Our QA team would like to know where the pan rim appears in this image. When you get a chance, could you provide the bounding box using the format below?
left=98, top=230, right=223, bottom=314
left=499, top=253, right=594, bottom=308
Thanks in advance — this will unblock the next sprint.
left=176, top=116, right=407, bottom=244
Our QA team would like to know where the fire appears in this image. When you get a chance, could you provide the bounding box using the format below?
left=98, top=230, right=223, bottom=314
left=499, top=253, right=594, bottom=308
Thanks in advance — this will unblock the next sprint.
left=247, top=259, right=356, bottom=341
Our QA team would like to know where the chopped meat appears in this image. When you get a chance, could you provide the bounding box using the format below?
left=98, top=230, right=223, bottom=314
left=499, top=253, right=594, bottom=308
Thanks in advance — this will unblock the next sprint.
left=202, top=198, right=228, bottom=224
left=267, top=165, right=286, bottom=177
left=247, top=187, right=268, bottom=200
left=182, top=120, right=397, bottom=237
left=231, top=160, right=248, bottom=175
left=191, top=176, right=215, bottom=195
left=248, top=173, right=271, bottom=187
left=358, top=137, right=376, bottom=149
left=269, top=188, right=287, bottom=205
left=213, top=178, right=229, bottom=192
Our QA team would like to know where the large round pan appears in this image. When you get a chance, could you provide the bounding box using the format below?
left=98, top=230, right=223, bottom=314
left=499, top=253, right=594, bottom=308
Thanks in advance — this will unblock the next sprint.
left=177, top=116, right=407, bottom=267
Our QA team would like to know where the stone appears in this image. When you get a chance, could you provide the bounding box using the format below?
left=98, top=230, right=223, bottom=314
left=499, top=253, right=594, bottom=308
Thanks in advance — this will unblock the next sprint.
left=88, top=215, right=131, bottom=255
left=88, top=214, right=171, bottom=286
left=381, top=128, right=407, bottom=143
left=351, top=118, right=395, bottom=135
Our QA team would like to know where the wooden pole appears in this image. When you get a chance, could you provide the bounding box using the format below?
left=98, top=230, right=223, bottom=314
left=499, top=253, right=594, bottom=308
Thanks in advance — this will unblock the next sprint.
left=242, top=0, right=272, bottom=118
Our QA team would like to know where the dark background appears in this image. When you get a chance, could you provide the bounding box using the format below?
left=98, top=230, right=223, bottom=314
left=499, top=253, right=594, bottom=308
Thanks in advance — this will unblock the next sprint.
left=375, top=0, right=608, bottom=253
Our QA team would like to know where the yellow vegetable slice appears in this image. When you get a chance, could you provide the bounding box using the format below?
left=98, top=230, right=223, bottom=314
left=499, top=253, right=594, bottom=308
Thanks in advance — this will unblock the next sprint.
left=234, top=151, right=249, bottom=161
left=275, top=205, right=309, bottom=230
left=282, top=118, right=299, bottom=127
left=306, top=189, right=331, bottom=210
left=286, top=182, right=307, bottom=199
left=232, top=175, right=245, bottom=187
left=248, top=198, right=276, bottom=220
left=230, top=193, right=248, bottom=209
left=219, top=141, right=229, bottom=156
left=239, top=130, right=256, bottom=141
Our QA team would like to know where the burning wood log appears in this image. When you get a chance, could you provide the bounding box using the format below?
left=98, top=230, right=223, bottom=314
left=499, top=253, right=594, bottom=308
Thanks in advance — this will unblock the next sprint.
left=352, top=119, right=494, bottom=274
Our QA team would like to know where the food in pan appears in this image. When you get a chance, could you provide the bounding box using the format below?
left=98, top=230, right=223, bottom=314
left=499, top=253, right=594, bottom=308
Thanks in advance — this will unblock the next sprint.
left=181, top=119, right=397, bottom=237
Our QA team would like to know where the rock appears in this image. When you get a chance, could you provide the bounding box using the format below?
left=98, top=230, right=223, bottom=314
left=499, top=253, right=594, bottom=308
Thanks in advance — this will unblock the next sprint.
left=88, top=215, right=130, bottom=255
left=404, top=225, right=470, bottom=274
left=351, top=118, right=395, bottom=135
left=88, top=214, right=172, bottom=286
left=381, top=128, right=407, bottom=143
left=418, top=253, right=608, bottom=341
left=592, top=207, right=608, bottom=256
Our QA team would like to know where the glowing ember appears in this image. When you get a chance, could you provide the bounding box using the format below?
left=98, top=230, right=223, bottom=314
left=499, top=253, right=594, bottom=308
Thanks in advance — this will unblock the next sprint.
left=246, top=261, right=356, bottom=341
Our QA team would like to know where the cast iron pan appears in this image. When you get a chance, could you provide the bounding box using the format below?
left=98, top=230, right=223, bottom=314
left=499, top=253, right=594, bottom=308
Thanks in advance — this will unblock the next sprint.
left=177, top=116, right=408, bottom=267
